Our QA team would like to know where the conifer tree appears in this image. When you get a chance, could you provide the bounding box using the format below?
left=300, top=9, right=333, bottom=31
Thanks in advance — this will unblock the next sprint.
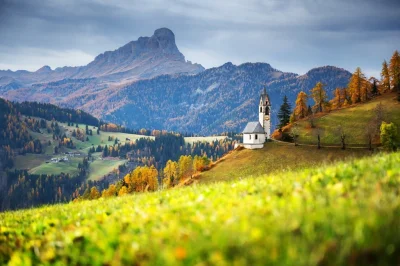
left=380, top=60, right=390, bottom=94
left=293, top=91, right=308, bottom=120
left=370, top=77, right=379, bottom=96
left=389, top=50, right=400, bottom=100
left=277, top=95, right=291, bottom=128
left=348, top=67, right=368, bottom=103
left=310, top=82, right=328, bottom=113
left=330, top=88, right=342, bottom=110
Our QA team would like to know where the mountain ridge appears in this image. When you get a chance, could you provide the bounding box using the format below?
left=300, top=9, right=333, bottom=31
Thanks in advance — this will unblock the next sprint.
left=0, top=29, right=352, bottom=134
left=0, top=28, right=204, bottom=84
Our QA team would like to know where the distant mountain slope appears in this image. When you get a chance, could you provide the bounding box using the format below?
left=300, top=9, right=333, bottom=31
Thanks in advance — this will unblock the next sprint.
left=0, top=28, right=351, bottom=134
left=0, top=28, right=204, bottom=85
left=101, top=64, right=351, bottom=134
left=1, top=63, right=351, bottom=134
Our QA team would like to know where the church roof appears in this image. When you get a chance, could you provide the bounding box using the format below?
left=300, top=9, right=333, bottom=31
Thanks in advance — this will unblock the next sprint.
left=242, top=122, right=265, bottom=134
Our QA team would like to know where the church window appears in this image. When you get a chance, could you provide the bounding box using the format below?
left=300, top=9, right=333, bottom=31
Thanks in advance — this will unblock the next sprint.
left=259, top=107, right=262, bottom=113
left=255, top=134, right=258, bottom=140
left=249, top=134, right=251, bottom=140
left=265, top=106, right=269, bottom=115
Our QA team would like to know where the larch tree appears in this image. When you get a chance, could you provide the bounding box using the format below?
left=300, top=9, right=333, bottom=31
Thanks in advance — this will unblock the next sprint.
left=348, top=67, right=368, bottom=103
left=89, top=187, right=100, bottom=199
left=380, top=60, right=390, bottom=94
left=293, top=91, right=308, bottom=120
left=277, top=95, right=292, bottom=128
left=330, top=88, right=346, bottom=110
left=310, top=82, right=328, bottom=113
left=163, top=160, right=178, bottom=188
left=389, top=50, right=400, bottom=100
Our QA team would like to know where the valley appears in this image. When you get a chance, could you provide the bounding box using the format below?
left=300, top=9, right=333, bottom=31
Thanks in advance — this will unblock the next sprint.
left=0, top=12, right=399, bottom=264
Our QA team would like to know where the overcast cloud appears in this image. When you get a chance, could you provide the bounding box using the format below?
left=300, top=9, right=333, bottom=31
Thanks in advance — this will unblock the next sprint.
left=0, top=0, right=399, bottom=76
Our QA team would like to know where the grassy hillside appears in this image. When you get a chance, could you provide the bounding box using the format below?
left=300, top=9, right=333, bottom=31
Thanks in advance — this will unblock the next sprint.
left=295, top=92, right=400, bottom=145
left=14, top=120, right=226, bottom=179
left=1, top=152, right=399, bottom=265
left=197, top=142, right=370, bottom=183
left=12, top=121, right=148, bottom=178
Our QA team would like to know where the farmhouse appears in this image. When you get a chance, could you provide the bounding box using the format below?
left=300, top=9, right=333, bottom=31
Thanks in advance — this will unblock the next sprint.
left=242, top=89, right=271, bottom=149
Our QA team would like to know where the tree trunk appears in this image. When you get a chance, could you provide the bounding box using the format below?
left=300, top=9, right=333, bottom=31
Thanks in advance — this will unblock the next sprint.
left=317, top=135, right=321, bottom=149
left=341, top=136, right=346, bottom=150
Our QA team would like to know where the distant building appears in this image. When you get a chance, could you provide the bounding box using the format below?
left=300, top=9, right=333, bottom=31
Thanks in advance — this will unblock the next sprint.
left=242, top=88, right=271, bottom=149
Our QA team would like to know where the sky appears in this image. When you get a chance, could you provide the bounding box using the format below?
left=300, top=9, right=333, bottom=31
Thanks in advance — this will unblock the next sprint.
left=0, top=0, right=399, bottom=77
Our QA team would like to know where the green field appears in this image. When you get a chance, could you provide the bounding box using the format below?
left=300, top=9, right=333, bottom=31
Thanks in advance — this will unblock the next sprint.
left=295, top=92, right=400, bottom=145
left=198, top=142, right=370, bottom=183
left=1, top=152, right=399, bottom=265
left=17, top=120, right=227, bottom=179
left=59, top=122, right=155, bottom=151
left=28, top=157, right=82, bottom=176
left=88, top=159, right=127, bottom=181
left=184, top=136, right=227, bottom=144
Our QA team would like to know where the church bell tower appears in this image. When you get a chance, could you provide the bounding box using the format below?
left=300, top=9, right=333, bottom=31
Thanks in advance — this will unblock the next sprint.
left=258, top=88, right=271, bottom=139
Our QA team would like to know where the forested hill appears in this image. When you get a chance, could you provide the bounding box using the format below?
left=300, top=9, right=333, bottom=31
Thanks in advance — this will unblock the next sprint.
left=103, top=64, right=351, bottom=134
left=13, top=101, right=100, bottom=126
left=0, top=98, right=99, bottom=169
left=1, top=63, right=351, bottom=135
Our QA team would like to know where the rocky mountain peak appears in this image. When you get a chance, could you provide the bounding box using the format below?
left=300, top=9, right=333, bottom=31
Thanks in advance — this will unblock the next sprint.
left=36, top=65, right=52, bottom=73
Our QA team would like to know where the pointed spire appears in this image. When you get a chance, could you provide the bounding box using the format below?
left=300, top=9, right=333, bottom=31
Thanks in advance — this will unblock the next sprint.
left=263, top=87, right=267, bottom=95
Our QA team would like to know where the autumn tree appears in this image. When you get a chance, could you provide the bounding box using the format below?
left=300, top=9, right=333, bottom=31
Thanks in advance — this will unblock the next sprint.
left=293, top=91, right=308, bottom=120
left=163, top=160, right=178, bottom=188
left=389, top=50, right=400, bottom=100
left=277, top=95, right=292, bottom=128
left=289, top=123, right=300, bottom=146
left=336, top=125, right=347, bottom=150
left=348, top=67, right=368, bottom=103
left=102, top=184, right=117, bottom=198
left=313, top=128, right=323, bottom=149
left=380, top=60, right=391, bottom=94
left=365, top=119, right=378, bottom=151
left=89, top=187, right=100, bottom=199
left=118, top=186, right=128, bottom=196
left=380, top=122, right=398, bottom=151
left=330, top=88, right=342, bottom=110
left=193, top=155, right=211, bottom=172
left=178, top=155, right=194, bottom=180
left=310, top=82, right=328, bottom=113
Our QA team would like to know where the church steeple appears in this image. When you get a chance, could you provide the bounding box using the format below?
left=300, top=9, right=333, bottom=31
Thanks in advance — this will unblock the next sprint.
left=258, top=88, right=271, bottom=139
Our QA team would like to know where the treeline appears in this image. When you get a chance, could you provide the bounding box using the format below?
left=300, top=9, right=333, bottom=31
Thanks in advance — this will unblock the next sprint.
left=0, top=99, right=41, bottom=169
left=288, top=50, right=400, bottom=124
left=88, top=134, right=236, bottom=169
left=74, top=136, right=236, bottom=202
left=13, top=101, right=99, bottom=126
left=2, top=157, right=95, bottom=210
left=75, top=154, right=211, bottom=201
left=275, top=50, right=400, bottom=149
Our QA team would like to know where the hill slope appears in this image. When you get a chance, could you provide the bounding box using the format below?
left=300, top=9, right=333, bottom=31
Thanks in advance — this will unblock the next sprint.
left=1, top=152, right=399, bottom=265
left=196, top=142, right=370, bottom=184
left=293, top=92, right=400, bottom=145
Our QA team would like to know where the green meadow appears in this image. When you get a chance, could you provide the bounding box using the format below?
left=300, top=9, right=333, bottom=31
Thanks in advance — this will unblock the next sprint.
left=1, top=152, right=399, bottom=265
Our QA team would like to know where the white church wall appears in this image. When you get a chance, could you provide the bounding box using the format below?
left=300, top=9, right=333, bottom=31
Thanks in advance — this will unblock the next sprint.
left=243, top=133, right=265, bottom=145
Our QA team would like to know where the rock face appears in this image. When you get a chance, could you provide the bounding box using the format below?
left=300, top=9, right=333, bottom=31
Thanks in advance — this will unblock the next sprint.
left=0, top=28, right=204, bottom=84
left=0, top=28, right=352, bottom=134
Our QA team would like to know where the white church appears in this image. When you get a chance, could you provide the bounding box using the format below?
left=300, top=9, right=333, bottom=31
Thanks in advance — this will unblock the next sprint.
left=242, top=88, right=271, bottom=149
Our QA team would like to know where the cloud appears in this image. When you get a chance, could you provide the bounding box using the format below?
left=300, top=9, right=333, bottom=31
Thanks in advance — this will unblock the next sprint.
left=0, top=0, right=399, bottom=76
